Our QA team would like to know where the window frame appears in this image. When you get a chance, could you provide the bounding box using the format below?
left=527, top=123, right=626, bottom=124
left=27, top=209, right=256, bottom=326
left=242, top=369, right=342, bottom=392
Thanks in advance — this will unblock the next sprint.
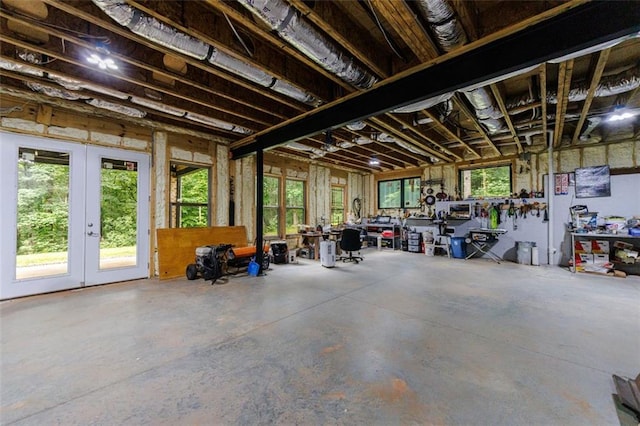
left=458, top=163, right=513, bottom=199
left=285, top=178, right=306, bottom=235
left=330, top=185, right=346, bottom=226
left=263, top=174, right=281, bottom=237
left=377, top=176, right=421, bottom=210
left=169, top=162, right=211, bottom=228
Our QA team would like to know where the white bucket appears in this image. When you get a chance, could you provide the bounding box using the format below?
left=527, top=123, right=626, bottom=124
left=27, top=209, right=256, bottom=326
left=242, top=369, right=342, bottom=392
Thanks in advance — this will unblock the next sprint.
left=425, top=245, right=435, bottom=256
left=288, top=251, right=297, bottom=264
left=377, top=236, right=382, bottom=250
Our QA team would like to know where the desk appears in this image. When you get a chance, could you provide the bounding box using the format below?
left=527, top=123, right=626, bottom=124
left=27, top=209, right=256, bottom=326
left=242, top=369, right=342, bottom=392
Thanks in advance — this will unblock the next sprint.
left=465, top=228, right=508, bottom=263
left=299, top=233, right=329, bottom=260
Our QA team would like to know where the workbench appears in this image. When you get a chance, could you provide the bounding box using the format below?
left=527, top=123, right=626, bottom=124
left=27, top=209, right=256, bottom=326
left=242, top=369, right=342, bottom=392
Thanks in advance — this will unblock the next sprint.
left=465, top=228, right=508, bottom=263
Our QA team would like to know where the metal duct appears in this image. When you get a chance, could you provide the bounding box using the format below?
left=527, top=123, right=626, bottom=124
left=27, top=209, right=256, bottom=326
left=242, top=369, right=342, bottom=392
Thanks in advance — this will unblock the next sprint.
left=49, top=73, right=129, bottom=99
left=416, top=0, right=467, bottom=52
left=354, top=136, right=373, bottom=145
left=338, top=141, right=355, bottom=149
left=87, top=98, right=147, bottom=117
left=131, top=96, right=186, bottom=117
left=346, top=121, right=366, bottom=131
left=236, top=0, right=377, bottom=89
left=547, top=65, right=640, bottom=104
left=185, top=112, right=252, bottom=135
left=26, top=82, right=89, bottom=100
left=286, top=142, right=314, bottom=151
left=414, top=0, right=504, bottom=133
left=91, top=0, right=318, bottom=106
left=579, top=117, right=602, bottom=142
left=0, top=58, right=44, bottom=77
left=462, top=87, right=506, bottom=133
left=392, top=92, right=452, bottom=113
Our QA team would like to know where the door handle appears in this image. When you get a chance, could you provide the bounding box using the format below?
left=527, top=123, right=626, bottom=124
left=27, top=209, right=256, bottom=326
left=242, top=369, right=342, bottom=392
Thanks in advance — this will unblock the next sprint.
left=87, top=231, right=100, bottom=237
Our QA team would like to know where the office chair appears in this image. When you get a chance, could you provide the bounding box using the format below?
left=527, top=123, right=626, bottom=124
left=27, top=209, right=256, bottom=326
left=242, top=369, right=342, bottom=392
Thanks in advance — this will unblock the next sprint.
left=338, top=228, right=364, bottom=263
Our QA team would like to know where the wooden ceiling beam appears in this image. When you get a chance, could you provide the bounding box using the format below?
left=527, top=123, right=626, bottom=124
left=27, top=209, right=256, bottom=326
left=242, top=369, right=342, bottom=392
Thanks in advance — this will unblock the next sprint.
left=275, top=146, right=385, bottom=172
left=420, top=109, right=477, bottom=160
left=0, top=10, right=297, bottom=121
left=0, top=38, right=270, bottom=130
left=41, top=0, right=309, bottom=110
left=450, top=0, right=479, bottom=42
left=490, top=83, right=523, bottom=153
left=328, top=132, right=415, bottom=168
left=368, top=0, right=440, bottom=62
left=384, top=114, right=462, bottom=161
left=571, top=48, right=611, bottom=145
left=451, top=96, right=498, bottom=157
left=368, top=117, right=444, bottom=163
left=127, top=0, right=332, bottom=102
left=553, top=59, right=575, bottom=147
left=287, top=0, right=390, bottom=78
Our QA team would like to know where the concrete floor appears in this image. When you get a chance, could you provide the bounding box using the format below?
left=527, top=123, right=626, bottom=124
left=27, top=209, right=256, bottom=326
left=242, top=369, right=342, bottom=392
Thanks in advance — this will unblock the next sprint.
left=1, top=250, right=639, bottom=425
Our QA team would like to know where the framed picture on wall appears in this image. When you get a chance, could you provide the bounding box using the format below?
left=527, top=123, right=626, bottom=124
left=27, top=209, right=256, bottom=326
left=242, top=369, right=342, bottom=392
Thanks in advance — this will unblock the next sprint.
left=575, top=165, right=611, bottom=198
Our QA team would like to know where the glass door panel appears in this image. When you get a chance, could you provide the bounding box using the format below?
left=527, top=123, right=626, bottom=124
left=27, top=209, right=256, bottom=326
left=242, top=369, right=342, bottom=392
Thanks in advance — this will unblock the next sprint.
left=85, top=146, right=149, bottom=286
left=15, top=148, right=71, bottom=279
left=98, top=158, right=138, bottom=270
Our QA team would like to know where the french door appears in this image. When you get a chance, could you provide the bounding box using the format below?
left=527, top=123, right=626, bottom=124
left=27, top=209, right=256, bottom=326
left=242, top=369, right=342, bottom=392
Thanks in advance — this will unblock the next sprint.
left=0, top=133, right=150, bottom=299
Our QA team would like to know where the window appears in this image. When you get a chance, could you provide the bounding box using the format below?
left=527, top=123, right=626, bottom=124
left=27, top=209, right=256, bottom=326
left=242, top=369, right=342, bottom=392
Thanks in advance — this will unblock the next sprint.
left=331, top=186, right=345, bottom=225
left=378, top=177, right=421, bottom=209
left=170, top=163, right=210, bottom=228
left=459, top=165, right=512, bottom=199
left=285, top=179, right=305, bottom=234
left=263, top=176, right=280, bottom=237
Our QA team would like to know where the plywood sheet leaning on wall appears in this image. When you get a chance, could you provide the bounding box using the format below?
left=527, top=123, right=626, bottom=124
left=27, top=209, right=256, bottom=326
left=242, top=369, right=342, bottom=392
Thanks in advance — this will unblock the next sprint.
left=157, top=226, right=249, bottom=280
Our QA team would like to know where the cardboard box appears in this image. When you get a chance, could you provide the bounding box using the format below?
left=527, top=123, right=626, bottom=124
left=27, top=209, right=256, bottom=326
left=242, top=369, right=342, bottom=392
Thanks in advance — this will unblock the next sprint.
left=593, top=253, right=609, bottom=264
left=577, top=253, right=594, bottom=264
left=574, top=240, right=591, bottom=253
left=591, top=240, right=610, bottom=254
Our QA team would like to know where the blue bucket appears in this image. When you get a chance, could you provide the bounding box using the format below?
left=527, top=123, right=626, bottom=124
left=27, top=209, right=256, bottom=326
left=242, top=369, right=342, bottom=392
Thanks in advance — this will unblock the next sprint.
left=247, top=259, right=260, bottom=276
left=450, top=237, right=467, bottom=259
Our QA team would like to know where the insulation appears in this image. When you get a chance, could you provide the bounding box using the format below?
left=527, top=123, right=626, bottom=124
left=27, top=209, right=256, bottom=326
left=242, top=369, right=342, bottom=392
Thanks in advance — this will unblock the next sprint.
left=582, top=146, right=606, bottom=167
left=608, top=142, right=634, bottom=168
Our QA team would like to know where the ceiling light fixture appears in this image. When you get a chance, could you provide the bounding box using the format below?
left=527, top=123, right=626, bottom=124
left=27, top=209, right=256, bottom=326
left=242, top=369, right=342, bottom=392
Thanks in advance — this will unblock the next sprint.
left=369, top=156, right=380, bottom=166
left=86, top=53, right=118, bottom=70
left=608, top=111, right=635, bottom=122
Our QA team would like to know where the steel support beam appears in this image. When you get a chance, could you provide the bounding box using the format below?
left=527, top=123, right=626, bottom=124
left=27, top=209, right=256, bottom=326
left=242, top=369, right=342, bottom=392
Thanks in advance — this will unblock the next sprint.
left=232, top=1, right=640, bottom=159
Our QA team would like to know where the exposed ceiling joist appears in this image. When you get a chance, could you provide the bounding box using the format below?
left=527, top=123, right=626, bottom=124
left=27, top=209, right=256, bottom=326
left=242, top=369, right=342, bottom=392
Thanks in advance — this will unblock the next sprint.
left=490, top=83, right=523, bottom=153
left=553, top=59, right=575, bottom=148
left=570, top=48, right=611, bottom=145
left=231, top=1, right=640, bottom=159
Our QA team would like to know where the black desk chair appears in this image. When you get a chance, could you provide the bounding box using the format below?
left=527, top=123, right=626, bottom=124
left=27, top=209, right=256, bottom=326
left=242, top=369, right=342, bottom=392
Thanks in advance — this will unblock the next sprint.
left=338, top=228, right=363, bottom=263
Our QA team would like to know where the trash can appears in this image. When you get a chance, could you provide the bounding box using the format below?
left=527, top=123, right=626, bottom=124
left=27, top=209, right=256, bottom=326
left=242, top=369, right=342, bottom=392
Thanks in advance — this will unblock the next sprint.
left=517, top=241, right=535, bottom=265
left=450, top=237, right=466, bottom=259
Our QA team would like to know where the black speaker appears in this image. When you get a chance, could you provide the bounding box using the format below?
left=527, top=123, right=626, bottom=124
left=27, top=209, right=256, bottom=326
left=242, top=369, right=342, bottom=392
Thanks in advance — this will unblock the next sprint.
left=271, top=242, right=288, bottom=264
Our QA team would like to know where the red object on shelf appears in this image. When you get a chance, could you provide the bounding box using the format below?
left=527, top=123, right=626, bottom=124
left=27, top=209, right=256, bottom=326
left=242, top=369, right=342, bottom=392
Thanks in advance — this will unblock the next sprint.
left=381, top=230, right=394, bottom=238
